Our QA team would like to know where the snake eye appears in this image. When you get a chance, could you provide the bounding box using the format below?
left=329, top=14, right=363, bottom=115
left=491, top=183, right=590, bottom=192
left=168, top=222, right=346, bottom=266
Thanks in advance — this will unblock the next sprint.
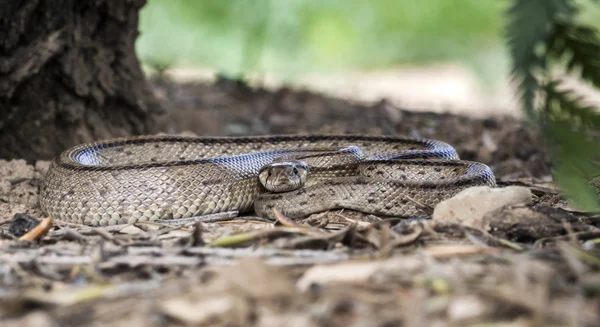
left=292, top=167, right=299, bottom=175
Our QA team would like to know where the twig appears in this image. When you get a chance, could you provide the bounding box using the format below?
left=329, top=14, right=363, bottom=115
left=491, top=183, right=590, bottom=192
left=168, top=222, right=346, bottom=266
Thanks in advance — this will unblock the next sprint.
left=158, top=211, right=239, bottom=226
left=19, top=218, right=53, bottom=241
left=272, top=208, right=309, bottom=228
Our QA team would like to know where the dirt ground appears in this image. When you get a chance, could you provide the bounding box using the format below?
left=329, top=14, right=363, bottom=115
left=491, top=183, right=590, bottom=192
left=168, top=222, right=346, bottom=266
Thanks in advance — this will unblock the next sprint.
left=1, top=76, right=599, bottom=326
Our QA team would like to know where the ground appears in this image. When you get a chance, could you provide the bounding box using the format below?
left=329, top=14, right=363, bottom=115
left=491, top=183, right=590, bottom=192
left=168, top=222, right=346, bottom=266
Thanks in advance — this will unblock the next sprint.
left=0, top=77, right=599, bottom=326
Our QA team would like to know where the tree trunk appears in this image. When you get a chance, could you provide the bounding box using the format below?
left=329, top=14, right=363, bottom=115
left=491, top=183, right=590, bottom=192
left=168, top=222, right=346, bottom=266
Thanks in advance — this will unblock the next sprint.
left=0, top=0, right=163, bottom=162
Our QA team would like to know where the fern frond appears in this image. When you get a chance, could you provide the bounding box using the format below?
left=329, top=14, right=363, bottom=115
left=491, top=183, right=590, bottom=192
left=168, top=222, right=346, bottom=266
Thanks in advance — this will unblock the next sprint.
left=546, top=121, right=600, bottom=211
left=543, top=82, right=600, bottom=211
left=548, top=20, right=600, bottom=88
left=505, top=0, right=578, bottom=119
left=544, top=81, right=600, bottom=130
left=506, top=0, right=600, bottom=212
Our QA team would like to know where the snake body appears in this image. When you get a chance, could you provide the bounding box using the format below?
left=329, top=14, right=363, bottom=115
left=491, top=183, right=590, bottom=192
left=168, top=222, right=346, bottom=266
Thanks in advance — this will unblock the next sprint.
left=39, top=135, right=496, bottom=226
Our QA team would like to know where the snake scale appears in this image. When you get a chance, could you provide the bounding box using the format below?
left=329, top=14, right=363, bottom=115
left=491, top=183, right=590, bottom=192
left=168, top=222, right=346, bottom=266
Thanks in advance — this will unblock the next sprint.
left=39, top=135, right=497, bottom=226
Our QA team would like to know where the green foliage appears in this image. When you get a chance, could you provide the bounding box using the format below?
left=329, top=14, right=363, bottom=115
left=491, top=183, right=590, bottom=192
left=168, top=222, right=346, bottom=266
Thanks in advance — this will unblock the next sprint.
left=548, top=19, right=600, bottom=88
left=137, top=0, right=507, bottom=78
left=144, top=57, right=174, bottom=79
left=544, top=82, right=600, bottom=129
left=505, top=0, right=578, bottom=119
left=506, top=0, right=600, bottom=211
left=237, top=1, right=270, bottom=78
left=544, top=86, right=600, bottom=210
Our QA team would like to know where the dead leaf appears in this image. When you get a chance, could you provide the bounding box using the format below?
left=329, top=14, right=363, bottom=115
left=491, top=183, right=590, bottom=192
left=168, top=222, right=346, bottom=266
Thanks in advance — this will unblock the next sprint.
left=296, top=261, right=385, bottom=291
left=160, top=296, right=245, bottom=326
left=422, top=244, right=498, bottom=258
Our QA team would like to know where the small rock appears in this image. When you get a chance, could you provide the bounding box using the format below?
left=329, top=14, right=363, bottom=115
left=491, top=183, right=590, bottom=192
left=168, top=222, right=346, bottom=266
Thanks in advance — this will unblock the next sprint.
left=34, top=160, right=52, bottom=177
left=483, top=205, right=589, bottom=240
left=0, top=180, right=11, bottom=197
left=8, top=213, right=40, bottom=237
left=447, top=295, right=490, bottom=322
left=0, top=159, right=35, bottom=181
left=432, top=186, right=532, bottom=228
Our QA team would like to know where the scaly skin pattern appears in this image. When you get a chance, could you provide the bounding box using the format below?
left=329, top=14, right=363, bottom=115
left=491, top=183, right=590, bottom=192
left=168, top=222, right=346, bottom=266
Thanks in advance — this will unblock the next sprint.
left=40, top=134, right=495, bottom=226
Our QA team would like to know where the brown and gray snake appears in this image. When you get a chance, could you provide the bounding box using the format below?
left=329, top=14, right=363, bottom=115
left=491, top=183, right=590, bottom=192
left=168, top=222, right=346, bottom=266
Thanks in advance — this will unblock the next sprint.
left=39, top=134, right=498, bottom=226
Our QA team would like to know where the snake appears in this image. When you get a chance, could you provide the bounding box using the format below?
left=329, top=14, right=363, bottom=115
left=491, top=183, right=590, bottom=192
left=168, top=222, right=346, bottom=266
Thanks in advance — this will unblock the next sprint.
left=39, top=134, right=497, bottom=226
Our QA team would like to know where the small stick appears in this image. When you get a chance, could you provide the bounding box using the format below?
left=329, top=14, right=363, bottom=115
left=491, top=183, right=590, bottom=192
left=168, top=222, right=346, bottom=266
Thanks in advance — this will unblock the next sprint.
left=19, top=218, right=53, bottom=241
left=158, top=211, right=239, bottom=226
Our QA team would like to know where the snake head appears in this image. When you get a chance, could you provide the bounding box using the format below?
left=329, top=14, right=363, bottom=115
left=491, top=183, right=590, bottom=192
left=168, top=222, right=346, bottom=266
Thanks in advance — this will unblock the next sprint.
left=259, top=161, right=308, bottom=192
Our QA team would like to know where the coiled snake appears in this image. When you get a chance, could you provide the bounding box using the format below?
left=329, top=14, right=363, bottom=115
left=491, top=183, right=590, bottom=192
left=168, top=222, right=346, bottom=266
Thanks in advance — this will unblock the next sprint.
left=39, top=135, right=496, bottom=226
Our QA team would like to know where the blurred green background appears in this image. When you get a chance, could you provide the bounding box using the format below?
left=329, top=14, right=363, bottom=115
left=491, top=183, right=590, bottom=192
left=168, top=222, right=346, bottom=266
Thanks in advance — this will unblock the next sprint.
left=136, top=0, right=600, bottom=86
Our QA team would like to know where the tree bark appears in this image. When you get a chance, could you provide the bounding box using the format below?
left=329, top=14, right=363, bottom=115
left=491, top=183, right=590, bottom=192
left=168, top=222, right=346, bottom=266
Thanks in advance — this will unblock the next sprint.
left=0, top=0, right=163, bottom=161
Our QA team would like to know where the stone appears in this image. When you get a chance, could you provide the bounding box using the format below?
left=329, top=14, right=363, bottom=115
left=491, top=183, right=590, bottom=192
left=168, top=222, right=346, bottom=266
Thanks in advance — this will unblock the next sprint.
left=432, top=186, right=532, bottom=228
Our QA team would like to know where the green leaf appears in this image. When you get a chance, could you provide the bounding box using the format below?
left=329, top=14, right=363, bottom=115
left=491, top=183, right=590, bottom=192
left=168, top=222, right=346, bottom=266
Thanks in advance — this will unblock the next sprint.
left=548, top=20, right=600, bottom=88
left=505, top=0, right=578, bottom=120
left=544, top=81, right=600, bottom=130
left=543, top=84, right=600, bottom=212
left=548, top=123, right=600, bottom=212
left=237, top=0, right=271, bottom=75
left=507, top=0, right=600, bottom=212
